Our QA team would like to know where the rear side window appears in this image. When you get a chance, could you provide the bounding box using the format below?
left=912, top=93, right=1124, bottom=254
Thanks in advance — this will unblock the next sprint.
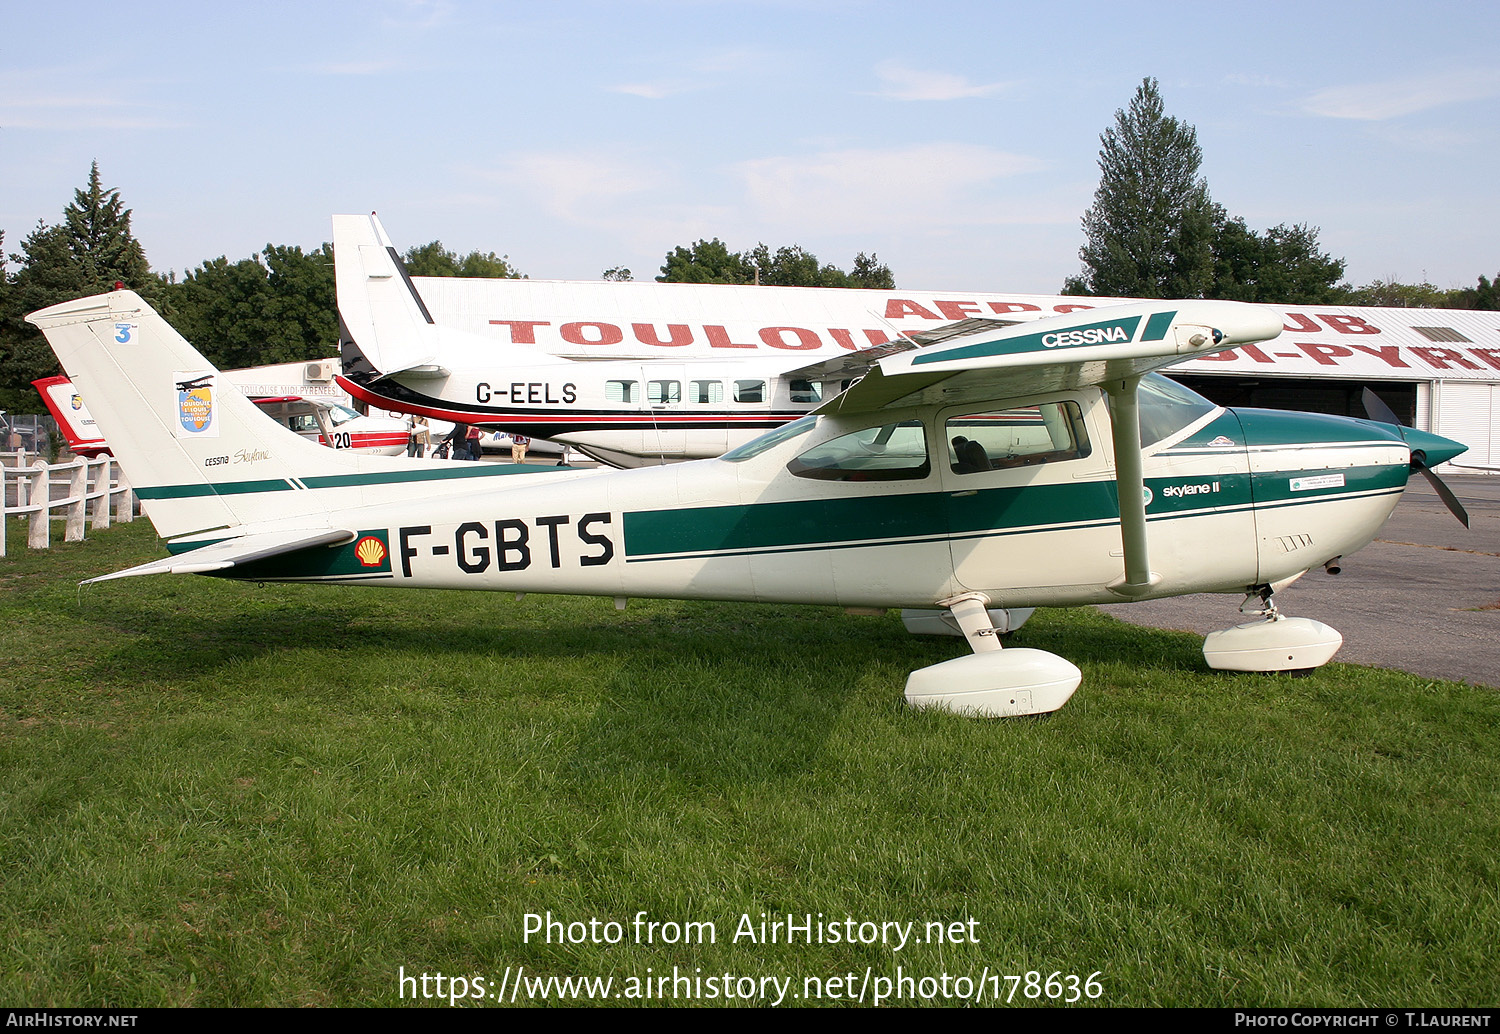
left=946, top=402, right=1090, bottom=473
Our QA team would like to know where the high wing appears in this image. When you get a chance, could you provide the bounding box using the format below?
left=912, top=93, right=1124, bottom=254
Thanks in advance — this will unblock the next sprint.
left=814, top=300, right=1285, bottom=597
left=778, top=317, right=1028, bottom=385
left=81, top=529, right=356, bottom=584
left=816, top=300, right=1281, bottom=417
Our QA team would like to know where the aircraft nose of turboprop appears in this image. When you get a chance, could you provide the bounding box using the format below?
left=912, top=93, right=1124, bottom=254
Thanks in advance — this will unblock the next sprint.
left=1401, top=427, right=1469, bottom=468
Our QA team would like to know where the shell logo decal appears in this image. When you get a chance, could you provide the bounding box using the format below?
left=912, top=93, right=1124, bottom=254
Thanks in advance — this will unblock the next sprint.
left=354, top=536, right=388, bottom=568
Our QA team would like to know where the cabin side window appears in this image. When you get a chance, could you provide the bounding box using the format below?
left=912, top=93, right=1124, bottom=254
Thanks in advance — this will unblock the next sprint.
left=734, top=379, right=766, bottom=403
left=648, top=380, right=682, bottom=405
left=690, top=380, right=724, bottom=404
left=606, top=380, right=639, bottom=403
left=945, top=401, right=1090, bottom=474
left=789, top=379, right=821, bottom=405
left=788, top=420, right=930, bottom=482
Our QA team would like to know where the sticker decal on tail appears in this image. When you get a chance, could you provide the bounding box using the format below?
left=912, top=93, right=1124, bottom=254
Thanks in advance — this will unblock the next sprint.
left=175, top=371, right=218, bottom=437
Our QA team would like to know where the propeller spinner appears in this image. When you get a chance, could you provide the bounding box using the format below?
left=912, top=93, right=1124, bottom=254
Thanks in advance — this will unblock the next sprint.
left=1361, top=387, right=1471, bottom=528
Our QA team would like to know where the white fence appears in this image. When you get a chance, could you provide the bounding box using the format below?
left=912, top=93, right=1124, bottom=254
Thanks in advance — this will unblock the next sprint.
left=1, top=451, right=138, bottom=557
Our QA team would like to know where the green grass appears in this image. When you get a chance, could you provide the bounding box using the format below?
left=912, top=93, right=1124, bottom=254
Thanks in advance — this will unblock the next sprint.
left=2, top=518, right=1498, bottom=1007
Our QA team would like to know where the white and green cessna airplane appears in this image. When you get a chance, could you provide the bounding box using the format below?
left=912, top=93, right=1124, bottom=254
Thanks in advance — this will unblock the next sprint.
left=27, top=290, right=1467, bottom=717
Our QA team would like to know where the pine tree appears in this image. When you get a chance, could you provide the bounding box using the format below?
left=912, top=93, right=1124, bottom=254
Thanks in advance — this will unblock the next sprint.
left=1072, top=78, right=1218, bottom=298
left=0, top=163, right=158, bottom=411
left=61, top=161, right=155, bottom=294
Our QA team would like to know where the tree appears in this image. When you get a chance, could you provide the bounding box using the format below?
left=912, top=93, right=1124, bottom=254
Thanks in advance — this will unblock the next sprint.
left=162, top=244, right=337, bottom=369
left=749, top=244, right=823, bottom=286
left=1448, top=273, right=1498, bottom=310
left=601, top=266, right=633, bottom=281
left=61, top=162, right=155, bottom=296
left=0, top=164, right=162, bottom=411
left=1342, top=278, right=1448, bottom=309
left=658, top=238, right=895, bottom=287
left=1071, top=78, right=1219, bottom=298
left=848, top=252, right=896, bottom=290
left=401, top=241, right=524, bottom=278
left=1210, top=220, right=1349, bottom=305
left=657, top=238, right=756, bottom=284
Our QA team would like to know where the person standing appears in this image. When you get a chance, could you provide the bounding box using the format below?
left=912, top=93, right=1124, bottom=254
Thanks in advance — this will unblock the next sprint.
left=511, top=433, right=530, bottom=464
left=444, top=422, right=469, bottom=460
left=466, top=423, right=484, bottom=461
left=407, top=415, right=431, bottom=458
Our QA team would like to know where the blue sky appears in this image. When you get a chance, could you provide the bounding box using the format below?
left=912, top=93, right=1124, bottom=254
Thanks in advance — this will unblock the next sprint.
left=3, top=0, right=1497, bottom=294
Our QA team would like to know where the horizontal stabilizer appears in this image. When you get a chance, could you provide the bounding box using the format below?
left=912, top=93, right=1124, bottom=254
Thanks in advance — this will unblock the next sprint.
left=81, top=528, right=355, bottom=584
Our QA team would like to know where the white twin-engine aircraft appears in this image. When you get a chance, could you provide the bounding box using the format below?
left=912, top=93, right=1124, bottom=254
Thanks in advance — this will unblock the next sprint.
left=27, top=290, right=1467, bottom=717
left=332, top=213, right=1042, bottom=468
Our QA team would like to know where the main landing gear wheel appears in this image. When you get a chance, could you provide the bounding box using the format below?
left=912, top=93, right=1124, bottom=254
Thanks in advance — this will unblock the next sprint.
left=904, top=594, right=1079, bottom=717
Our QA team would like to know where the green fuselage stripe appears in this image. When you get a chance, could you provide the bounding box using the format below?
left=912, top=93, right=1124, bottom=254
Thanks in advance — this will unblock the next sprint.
left=136, top=479, right=295, bottom=499
left=132, top=462, right=568, bottom=500
left=621, top=463, right=1407, bottom=561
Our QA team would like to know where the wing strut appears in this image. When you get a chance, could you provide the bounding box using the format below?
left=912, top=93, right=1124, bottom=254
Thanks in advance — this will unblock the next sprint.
left=1104, top=376, right=1160, bottom=597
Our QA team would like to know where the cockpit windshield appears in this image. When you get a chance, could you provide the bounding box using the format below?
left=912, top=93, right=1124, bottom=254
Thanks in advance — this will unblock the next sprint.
left=721, top=415, right=818, bottom=462
left=327, top=404, right=363, bottom=427
left=1130, top=373, right=1217, bottom=447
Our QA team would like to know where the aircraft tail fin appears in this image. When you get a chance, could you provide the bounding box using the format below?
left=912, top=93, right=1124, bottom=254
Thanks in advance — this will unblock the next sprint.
left=334, top=212, right=546, bottom=376
left=25, top=291, right=387, bottom=540
left=32, top=375, right=110, bottom=456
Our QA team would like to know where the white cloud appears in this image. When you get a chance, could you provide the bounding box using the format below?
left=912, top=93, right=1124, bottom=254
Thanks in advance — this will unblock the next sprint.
left=482, top=151, right=661, bottom=224
left=872, top=62, right=1012, bottom=101
left=1222, top=73, right=1290, bottom=89
left=1302, top=68, right=1500, bottom=120
left=734, top=143, right=1054, bottom=235
left=608, top=81, right=686, bottom=100
left=314, top=60, right=410, bottom=76
left=607, top=47, right=780, bottom=100
left=0, top=91, right=181, bottom=131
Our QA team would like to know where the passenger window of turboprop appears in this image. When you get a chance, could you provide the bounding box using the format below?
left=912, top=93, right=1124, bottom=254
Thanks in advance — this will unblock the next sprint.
left=648, top=380, right=682, bottom=405
left=790, top=379, right=822, bottom=405
left=735, top=379, right=766, bottom=403
left=946, top=401, right=1090, bottom=473
left=606, top=380, right=639, bottom=403
left=787, top=420, right=930, bottom=482
left=691, top=380, right=723, bottom=404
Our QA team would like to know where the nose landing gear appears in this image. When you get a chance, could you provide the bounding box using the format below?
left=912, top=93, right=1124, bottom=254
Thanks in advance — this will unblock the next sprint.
left=1202, top=586, right=1343, bottom=674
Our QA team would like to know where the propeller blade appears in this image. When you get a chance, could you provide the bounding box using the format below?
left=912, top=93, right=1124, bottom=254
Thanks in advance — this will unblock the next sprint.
left=1415, top=460, right=1471, bottom=528
left=1361, top=386, right=1402, bottom=426
left=1361, top=387, right=1470, bottom=527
